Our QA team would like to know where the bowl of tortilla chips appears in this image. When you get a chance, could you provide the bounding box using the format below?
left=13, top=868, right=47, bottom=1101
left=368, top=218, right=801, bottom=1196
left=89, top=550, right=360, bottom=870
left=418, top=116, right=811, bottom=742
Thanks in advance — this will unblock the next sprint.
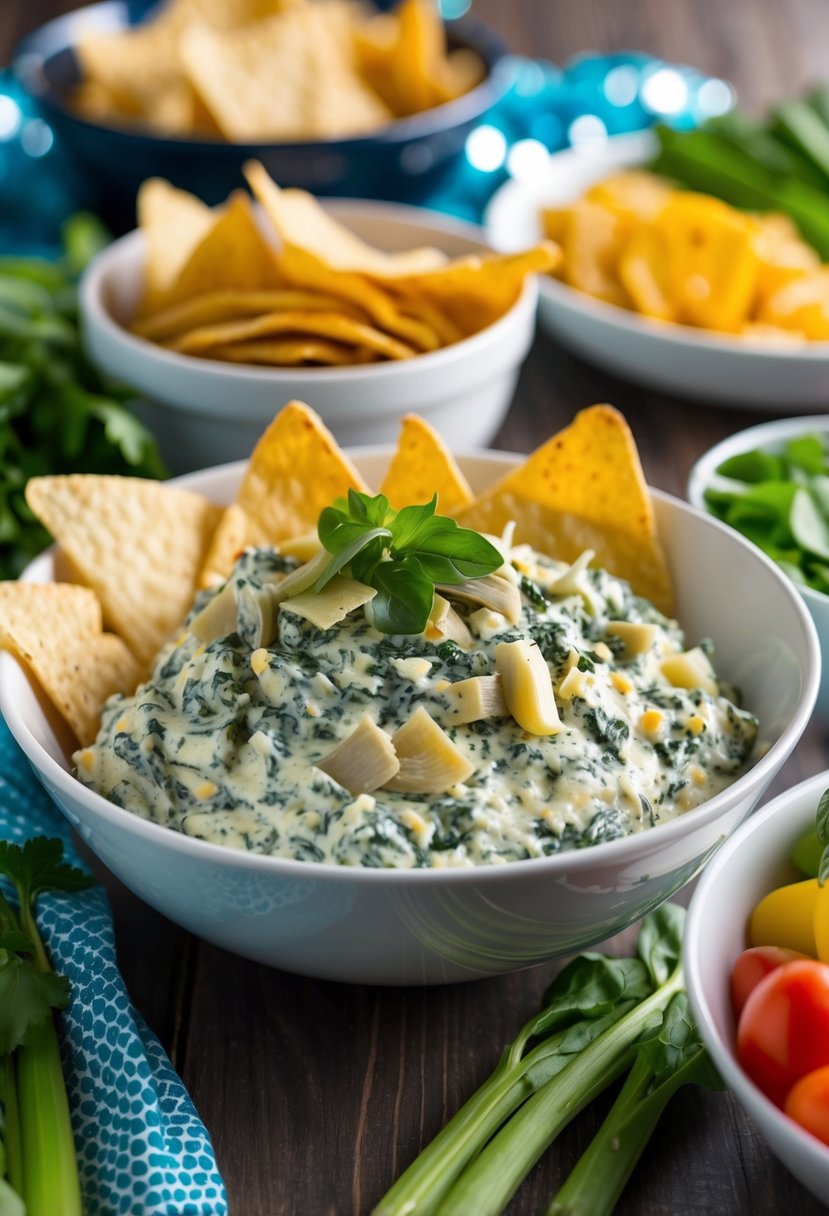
left=14, top=0, right=509, bottom=229
left=81, top=164, right=556, bottom=470
left=0, top=402, right=818, bottom=984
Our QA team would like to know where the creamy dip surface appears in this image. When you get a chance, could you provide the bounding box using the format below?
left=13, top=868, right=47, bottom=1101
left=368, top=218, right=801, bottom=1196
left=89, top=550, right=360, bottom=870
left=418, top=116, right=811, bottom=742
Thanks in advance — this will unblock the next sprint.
left=76, top=544, right=758, bottom=868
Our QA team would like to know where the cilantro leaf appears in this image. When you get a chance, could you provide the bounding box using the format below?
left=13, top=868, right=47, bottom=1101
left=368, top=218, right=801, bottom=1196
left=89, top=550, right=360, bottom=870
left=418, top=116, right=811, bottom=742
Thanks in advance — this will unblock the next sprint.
left=0, top=838, right=94, bottom=909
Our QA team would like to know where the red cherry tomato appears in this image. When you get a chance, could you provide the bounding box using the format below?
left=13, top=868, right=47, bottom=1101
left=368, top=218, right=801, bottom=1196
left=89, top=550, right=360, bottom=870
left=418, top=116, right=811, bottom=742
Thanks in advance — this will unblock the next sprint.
left=737, top=960, right=829, bottom=1107
left=785, top=1065, right=829, bottom=1146
left=730, top=946, right=810, bottom=1019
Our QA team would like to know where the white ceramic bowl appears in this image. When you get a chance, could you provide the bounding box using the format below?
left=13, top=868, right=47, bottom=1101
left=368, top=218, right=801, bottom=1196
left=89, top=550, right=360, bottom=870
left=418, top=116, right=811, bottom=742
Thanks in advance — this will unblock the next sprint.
left=0, top=451, right=819, bottom=985
left=685, top=771, right=829, bottom=1204
left=688, top=415, right=829, bottom=721
left=485, top=132, right=829, bottom=409
left=80, top=201, right=536, bottom=473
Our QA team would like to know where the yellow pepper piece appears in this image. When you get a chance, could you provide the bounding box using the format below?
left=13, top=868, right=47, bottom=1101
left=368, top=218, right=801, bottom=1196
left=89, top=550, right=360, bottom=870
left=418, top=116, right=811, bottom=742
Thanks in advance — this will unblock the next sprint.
left=814, top=881, right=829, bottom=964
left=655, top=193, right=759, bottom=332
left=749, top=878, right=819, bottom=957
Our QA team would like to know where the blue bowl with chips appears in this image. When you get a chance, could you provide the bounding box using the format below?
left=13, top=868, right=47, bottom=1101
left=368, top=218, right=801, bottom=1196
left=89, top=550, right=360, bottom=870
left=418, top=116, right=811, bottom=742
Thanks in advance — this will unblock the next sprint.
left=13, top=0, right=510, bottom=233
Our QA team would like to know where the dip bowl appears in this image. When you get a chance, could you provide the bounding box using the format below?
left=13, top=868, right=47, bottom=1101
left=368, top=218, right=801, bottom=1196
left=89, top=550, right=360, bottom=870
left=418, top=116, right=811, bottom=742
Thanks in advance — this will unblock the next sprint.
left=685, top=772, right=829, bottom=1204
left=0, top=451, right=819, bottom=985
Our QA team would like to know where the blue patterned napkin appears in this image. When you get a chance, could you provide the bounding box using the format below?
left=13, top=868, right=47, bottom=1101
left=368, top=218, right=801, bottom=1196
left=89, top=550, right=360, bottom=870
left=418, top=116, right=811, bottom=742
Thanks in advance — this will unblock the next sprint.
left=0, top=715, right=229, bottom=1216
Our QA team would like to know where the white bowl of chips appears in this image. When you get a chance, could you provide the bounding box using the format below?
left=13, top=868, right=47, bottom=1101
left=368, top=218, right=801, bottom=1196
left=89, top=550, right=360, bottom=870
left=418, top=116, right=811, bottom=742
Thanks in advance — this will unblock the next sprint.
left=81, top=168, right=551, bottom=471
left=0, top=405, right=818, bottom=985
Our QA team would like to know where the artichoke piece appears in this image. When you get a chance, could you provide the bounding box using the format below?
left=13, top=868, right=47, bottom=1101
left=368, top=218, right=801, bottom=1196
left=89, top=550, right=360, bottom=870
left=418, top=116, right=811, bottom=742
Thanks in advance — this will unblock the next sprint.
left=496, top=639, right=562, bottom=736
left=436, top=574, right=521, bottom=625
left=427, top=594, right=473, bottom=646
left=384, top=707, right=474, bottom=793
left=443, top=674, right=508, bottom=725
left=660, top=646, right=719, bottom=697
left=189, top=579, right=238, bottom=644
left=272, top=548, right=331, bottom=602
left=548, top=549, right=595, bottom=595
left=317, top=714, right=399, bottom=794
left=281, top=576, right=376, bottom=630
left=606, top=619, right=658, bottom=659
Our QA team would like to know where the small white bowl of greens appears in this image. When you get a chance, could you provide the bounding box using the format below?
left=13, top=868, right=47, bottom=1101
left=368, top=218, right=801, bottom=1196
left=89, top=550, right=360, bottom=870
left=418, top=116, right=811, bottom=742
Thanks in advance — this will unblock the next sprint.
left=689, top=416, right=829, bottom=718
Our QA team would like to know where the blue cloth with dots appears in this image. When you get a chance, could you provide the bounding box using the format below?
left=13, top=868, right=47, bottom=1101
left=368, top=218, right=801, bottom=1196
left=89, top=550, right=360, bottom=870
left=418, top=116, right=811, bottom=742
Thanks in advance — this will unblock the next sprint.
left=0, top=716, right=229, bottom=1216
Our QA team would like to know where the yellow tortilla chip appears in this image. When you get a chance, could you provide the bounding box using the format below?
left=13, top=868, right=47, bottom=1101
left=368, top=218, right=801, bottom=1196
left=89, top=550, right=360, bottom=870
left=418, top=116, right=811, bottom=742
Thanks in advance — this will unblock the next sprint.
left=208, top=338, right=372, bottom=365
left=396, top=243, right=562, bottom=333
left=456, top=405, right=674, bottom=613
left=132, top=289, right=366, bottom=342
left=245, top=160, right=445, bottom=277
left=24, top=476, right=222, bottom=667
left=0, top=583, right=141, bottom=745
left=167, top=309, right=416, bottom=360
left=380, top=415, right=473, bottom=512
left=148, top=191, right=282, bottom=313
left=275, top=245, right=442, bottom=351
left=199, top=401, right=369, bottom=583
left=137, top=178, right=214, bottom=311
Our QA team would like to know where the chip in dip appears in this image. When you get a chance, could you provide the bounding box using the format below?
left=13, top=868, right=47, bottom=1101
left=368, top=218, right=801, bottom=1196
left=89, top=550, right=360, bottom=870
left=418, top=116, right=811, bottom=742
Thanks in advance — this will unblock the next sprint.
left=43, top=403, right=758, bottom=869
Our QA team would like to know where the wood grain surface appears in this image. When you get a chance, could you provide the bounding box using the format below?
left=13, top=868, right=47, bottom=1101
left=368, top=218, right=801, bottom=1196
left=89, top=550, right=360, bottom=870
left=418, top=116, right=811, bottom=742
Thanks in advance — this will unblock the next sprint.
left=4, top=2, right=829, bottom=1213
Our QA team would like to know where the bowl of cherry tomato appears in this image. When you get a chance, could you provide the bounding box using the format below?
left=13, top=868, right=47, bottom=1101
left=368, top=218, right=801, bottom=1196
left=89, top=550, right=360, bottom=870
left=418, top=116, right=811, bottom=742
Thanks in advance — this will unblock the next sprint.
left=685, top=770, right=829, bottom=1204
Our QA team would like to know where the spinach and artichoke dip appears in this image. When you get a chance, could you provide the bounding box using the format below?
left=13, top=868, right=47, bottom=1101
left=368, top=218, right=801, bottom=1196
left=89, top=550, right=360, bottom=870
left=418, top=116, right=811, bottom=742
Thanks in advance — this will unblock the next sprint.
left=75, top=541, right=758, bottom=869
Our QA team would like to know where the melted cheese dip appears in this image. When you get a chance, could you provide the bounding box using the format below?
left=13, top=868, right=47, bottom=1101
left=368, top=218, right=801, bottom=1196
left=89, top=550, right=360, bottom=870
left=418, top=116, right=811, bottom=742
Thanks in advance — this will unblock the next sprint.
left=76, top=546, right=758, bottom=868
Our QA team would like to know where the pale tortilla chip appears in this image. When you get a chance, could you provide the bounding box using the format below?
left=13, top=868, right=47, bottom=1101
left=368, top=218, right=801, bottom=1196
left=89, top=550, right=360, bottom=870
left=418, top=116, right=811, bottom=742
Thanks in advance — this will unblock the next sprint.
left=455, top=405, right=674, bottom=613
left=380, top=415, right=473, bottom=512
left=208, top=338, right=371, bottom=365
left=275, top=245, right=441, bottom=351
left=167, top=309, right=416, bottom=360
left=245, top=160, right=445, bottom=277
left=137, top=178, right=214, bottom=310
left=132, top=288, right=366, bottom=342
left=199, top=401, right=369, bottom=583
left=0, top=583, right=141, bottom=745
left=148, top=191, right=282, bottom=313
left=24, top=476, right=223, bottom=667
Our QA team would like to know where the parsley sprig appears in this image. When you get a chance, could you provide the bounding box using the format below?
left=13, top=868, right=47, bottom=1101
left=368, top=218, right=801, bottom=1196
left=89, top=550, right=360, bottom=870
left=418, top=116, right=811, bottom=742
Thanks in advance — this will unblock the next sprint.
left=317, top=491, right=502, bottom=634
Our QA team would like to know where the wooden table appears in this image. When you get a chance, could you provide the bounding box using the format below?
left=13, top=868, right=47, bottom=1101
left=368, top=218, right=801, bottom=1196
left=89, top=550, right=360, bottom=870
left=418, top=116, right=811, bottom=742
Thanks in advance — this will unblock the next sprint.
left=5, top=1, right=829, bottom=1212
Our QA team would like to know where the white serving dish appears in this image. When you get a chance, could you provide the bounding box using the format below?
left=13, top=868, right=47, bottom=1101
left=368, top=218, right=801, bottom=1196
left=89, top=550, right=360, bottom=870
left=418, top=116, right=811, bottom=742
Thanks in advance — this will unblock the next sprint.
left=685, top=771, right=829, bottom=1204
left=485, top=131, right=829, bottom=409
left=81, top=201, right=536, bottom=473
left=688, top=415, right=829, bottom=721
left=0, top=451, right=819, bottom=985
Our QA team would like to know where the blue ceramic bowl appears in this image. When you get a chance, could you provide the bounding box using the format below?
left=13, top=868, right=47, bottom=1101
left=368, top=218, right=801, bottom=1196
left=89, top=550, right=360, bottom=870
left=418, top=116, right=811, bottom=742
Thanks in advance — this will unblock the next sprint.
left=13, top=0, right=510, bottom=232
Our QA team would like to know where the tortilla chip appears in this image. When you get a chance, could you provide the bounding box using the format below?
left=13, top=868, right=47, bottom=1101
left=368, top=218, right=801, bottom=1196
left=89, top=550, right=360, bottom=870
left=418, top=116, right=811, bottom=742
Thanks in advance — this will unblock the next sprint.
left=275, top=245, right=441, bottom=351
left=245, top=160, right=445, bottom=277
left=396, top=243, right=562, bottom=333
left=0, top=583, right=141, bottom=745
left=393, top=0, right=447, bottom=114
left=167, top=309, right=416, bottom=360
left=455, top=405, right=674, bottom=613
left=199, top=401, right=369, bottom=583
left=137, top=178, right=215, bottom=311
left=149, top=191, right=282, bottom=313
left=132, top=289, right=366, bottom=342
left=380, top=415, right=473, bottom=512
left=24, top=476, right=222, bottom=667
left=208, top=338, right=372, bottom=365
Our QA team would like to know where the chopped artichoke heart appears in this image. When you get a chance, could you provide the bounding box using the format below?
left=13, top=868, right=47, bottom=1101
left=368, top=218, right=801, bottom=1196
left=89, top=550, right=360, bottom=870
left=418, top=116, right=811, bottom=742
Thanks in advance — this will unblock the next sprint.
left=383, top=706, right=474, bottom=793
left=272, top=548, right=332, bottom=603
left=660, top=646, right=719, bottom=697
left=189, top=579, right=238, bottom=643
left=316, top=714, right=399, bottom=794
left=436, top=573, right=521, bottom=624
left=606, top=619, right=658, bottom=659
left=281, top=576, right=377, bottom=631
left=428, top=594, right=473, bottom=646
left=496, top=639, right=562, bottom=735
left=549, top=549, right=595, bottom=595
left=443, top=674, right=508, bottom=724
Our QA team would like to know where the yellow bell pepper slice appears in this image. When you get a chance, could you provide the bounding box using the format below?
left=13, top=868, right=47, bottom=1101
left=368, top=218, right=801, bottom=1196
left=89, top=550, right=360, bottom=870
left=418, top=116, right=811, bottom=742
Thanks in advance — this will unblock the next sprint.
left=749, top=877, right=819, bottom=957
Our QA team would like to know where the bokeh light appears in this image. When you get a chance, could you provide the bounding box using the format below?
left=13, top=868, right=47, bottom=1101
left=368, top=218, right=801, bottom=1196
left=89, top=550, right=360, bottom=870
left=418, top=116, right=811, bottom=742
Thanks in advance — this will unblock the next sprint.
left=465, top=125, right=508, bottom=172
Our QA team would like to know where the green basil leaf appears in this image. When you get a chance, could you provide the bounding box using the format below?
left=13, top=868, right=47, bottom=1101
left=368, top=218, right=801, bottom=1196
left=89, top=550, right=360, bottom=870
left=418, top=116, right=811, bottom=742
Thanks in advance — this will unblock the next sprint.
left=315, top=526, right=391, bottom=591
left=368, top=558, right=434, bottom=634
left=790, top=487, right=829, bottom=561
left=717, top=450, right=785, bottom=483
left=388, top=496, right=438, bottom=548
left=411, top=527, right=503, bottom=584
left=786, top=434, right=827, bottom=476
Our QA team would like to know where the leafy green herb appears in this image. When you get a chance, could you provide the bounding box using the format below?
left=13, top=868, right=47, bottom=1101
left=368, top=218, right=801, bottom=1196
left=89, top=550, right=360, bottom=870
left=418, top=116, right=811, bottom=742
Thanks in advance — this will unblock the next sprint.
left=816, top=787, right=829, bottom=885
left=317, top=491, right=502, bottom=634
left=0, top=213, right=165, bottom=579
left=375, top=905, right=691, bottom=1216
left=0, top=837, right=95, bottom=1216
